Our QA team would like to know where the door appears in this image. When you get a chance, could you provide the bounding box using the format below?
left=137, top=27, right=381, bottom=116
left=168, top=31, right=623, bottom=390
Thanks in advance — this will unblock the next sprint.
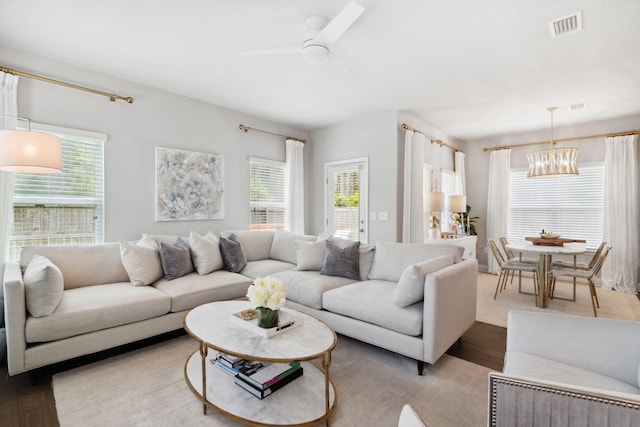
left=325, top=158, right=368, bottom=243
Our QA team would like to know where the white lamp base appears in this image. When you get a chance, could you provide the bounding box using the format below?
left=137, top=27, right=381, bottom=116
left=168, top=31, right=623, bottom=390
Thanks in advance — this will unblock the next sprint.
left=429, top=228, right=440, bottom=240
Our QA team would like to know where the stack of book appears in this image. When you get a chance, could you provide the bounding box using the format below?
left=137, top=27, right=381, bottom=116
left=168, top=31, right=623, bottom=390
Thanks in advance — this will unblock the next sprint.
left=212, top=352, right=249, bottom=377
left=234, top=361, right=303, bottom=399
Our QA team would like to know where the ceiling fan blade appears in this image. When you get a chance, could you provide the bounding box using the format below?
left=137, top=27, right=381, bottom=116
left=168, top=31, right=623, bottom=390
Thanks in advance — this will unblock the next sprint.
left=236, top=47, right=302, bottom=56
left=314, top=1, right=364, bottom=45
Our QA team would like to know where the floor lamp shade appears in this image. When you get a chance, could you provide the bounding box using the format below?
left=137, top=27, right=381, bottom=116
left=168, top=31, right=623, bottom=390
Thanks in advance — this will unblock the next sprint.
left=0, top=129, right=62, bottom=174
left=449, top=195, right=467, bottom=213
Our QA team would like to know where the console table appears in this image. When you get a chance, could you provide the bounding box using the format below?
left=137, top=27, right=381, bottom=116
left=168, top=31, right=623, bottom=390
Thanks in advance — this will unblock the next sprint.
left=424, top=235, right=477, bottom=260
left=184, top=301, right=337, bottom=426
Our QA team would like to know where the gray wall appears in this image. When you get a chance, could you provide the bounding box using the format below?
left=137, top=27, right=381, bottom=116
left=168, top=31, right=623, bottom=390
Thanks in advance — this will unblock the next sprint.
left=1, top=46, right=309, bottom=242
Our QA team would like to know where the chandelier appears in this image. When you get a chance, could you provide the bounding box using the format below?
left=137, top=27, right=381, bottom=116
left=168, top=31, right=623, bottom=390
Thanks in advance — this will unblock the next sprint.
left=527, top=107, right=579, bottom=178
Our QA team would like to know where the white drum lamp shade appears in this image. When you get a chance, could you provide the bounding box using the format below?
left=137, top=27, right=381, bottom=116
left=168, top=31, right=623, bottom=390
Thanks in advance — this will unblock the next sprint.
left=425, top=191, right=444, bottom=212
left=0, top=129, right=62, bottom=174
left=449, top=195, right=467, bottom=213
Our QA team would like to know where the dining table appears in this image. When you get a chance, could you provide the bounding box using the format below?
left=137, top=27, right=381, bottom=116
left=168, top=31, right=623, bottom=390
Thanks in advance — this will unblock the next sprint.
left=505, top=240, right=587, bottom=308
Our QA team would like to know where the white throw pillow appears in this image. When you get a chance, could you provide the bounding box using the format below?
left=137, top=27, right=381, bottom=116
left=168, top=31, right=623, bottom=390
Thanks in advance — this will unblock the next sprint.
left=270, top=228, right=316, bottom=264
left=393, top=255, right=454, bottom=307
left=294, top=240, right=327, bottom=271
left=23, top=255, right=64, bottom=317
left=189, top=231, right=224, bottom=275
left=120, top=238, right=164, bottom=286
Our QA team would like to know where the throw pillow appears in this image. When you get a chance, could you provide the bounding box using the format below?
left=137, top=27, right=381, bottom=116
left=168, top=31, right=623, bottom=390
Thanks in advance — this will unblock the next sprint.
left=189, top=230, right=224, bottom=275
left=270, top=228, right=316, bottom=264
left=23, top=255, right=64, bottom=317
left=219, top=234, right=247, bottom=273
left=358, top=244, right=376, bottom=280
left=120, top=239, right=164, bottom=286
left=159, top=237, right=194, bottom=280
left=294, top=240, right=327, bottom=271
left=320, top=237, right=361, bottom=280
left=393, top=255, right=454, bottom=307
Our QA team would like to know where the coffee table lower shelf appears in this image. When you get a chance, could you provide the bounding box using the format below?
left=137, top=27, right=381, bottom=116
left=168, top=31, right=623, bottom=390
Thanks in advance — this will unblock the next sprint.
left=184, top=350, right=336, bottom=426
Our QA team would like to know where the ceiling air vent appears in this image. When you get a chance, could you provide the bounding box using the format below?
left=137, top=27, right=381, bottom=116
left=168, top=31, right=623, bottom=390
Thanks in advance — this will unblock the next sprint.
left=549, top=11, right=583, bottom=38
left=569, top=102, right=586, bottom=111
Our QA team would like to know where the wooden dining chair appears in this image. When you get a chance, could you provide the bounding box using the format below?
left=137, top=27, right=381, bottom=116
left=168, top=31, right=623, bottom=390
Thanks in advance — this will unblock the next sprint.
left=488, top=239, right=539, bottom=304
left=549, top=246, right=612, bottom=317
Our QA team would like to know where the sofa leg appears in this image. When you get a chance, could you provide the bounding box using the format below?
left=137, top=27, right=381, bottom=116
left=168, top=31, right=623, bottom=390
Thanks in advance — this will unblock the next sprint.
left=417, top=360, right=424, bottom=375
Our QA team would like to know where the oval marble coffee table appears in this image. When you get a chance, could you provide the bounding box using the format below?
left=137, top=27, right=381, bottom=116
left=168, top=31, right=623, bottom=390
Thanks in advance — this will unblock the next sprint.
left=184, top=300, right=337, bottom=426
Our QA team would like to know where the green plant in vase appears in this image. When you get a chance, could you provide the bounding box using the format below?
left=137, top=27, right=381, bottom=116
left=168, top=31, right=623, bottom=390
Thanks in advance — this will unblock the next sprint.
left=246, top=276, right=287, bottom=328
left=460, top=205, right=479, bottom=236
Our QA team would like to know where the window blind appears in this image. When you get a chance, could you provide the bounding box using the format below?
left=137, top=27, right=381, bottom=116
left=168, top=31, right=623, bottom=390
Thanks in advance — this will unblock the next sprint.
left=509, top=163, right=604, bottom=250
left=249, top=157, right=285, bottom=230
left=10, top=128, right=105, bottom=261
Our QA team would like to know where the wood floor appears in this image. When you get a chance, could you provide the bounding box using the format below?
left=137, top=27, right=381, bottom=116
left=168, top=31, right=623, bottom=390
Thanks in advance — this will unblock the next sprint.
left=0, top=322, right=506, bottom=427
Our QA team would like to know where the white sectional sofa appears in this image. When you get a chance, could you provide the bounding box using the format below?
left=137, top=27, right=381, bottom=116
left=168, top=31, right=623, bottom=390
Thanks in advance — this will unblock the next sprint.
left=489, top=311, right=640, bottom=426
left=3, top=229, right=478, bottom=376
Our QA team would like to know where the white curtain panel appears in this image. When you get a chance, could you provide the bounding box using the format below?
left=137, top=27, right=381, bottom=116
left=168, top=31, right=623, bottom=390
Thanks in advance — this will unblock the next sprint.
left=454, top=151, right=466, bottom=196
left=284, top=139, right=305, bottom=234
left=0, top=72, right=18, bottom=270
left=402, top=130, right=426, bottom=243
left=486, top=149, right=511, bottom=274
left=601, top=135, right=638, bottom=293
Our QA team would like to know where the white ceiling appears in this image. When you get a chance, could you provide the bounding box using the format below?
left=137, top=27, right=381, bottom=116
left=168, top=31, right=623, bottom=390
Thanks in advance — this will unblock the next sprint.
left=1, top=0, right=639, bottom=140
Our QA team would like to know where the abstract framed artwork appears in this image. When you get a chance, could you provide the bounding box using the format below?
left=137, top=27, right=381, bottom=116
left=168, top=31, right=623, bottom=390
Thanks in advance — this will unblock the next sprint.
left=155, top=146, right=224, bottom=221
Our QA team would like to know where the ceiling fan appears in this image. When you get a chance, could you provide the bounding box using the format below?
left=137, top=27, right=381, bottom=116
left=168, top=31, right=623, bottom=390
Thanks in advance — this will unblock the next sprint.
left=237, top=2, right=365, bottom=65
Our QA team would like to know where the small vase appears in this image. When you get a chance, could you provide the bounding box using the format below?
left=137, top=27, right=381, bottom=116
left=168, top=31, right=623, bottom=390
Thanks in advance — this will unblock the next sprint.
left=256, top=307, right=279, bottom=329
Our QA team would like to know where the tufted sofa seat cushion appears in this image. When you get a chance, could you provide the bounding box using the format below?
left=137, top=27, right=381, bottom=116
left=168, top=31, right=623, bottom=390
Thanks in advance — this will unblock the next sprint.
left=322, top=280, right=423, bottom=336
left=25, top=283, right=170, bottom=343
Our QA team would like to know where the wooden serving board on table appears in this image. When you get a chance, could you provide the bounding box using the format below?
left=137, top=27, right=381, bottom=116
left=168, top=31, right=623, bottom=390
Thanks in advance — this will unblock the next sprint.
left=525, top=237, right=587, bottom=246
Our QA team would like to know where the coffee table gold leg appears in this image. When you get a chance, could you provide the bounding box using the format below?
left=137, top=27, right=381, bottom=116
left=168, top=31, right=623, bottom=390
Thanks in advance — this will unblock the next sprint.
left=322, top=351, right=333, bottom=426
left=199, top=342, right=207, bottom=414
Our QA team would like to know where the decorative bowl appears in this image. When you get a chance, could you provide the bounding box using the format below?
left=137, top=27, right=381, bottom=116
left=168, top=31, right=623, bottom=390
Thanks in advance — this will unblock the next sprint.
left=540, top=233, right=560, bottom=239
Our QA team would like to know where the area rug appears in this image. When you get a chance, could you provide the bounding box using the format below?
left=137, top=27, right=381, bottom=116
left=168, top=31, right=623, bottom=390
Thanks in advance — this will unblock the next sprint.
left=53, top=334, right=491, bottom=427
left=477, top=272, right=640, bottom=327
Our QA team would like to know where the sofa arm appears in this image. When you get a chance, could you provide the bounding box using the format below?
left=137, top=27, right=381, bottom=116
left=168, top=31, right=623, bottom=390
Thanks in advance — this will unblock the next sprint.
left=506, top=311, right=640, bottom=386
left=488, top=372, right=640, bottom=427
left=422, top=258, right=477, bottom=363
left=3, top=262, right=27, bottom=375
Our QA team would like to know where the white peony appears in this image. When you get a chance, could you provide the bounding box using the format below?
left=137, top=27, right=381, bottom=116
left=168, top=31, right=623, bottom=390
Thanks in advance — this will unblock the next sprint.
left=246, top=276, right=287, bottom=310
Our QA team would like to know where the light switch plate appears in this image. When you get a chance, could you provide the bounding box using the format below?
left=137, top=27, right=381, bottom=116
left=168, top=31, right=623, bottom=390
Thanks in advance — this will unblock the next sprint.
left=378, top=211, right=388, bottom=221
left=369, top=212, right=377, bottom=221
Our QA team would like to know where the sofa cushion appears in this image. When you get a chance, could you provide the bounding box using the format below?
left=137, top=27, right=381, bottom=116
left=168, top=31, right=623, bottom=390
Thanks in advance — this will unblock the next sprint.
left=322, top=280, right=423, bottom=336
left=159, top=237, right=194, bottom=280
left=359, top=244, right=376, bottom=280
left=221, top=230, right=274, bottom=261
left=368, top=242, right=464, bottom=282
left=23, top=255, right=64, bottom=317
left=189, top=230, right=224, bottom=275
left=25, top=283, right=171, bottom=343
left=393, top=255, right=454, bottom=308
left=320, top=237, right=361, bottom=280
left=240, top=259, right=295, bottom=279
left=270, top=229, right=315, bottom=264
left=271, top=270, right=358, bottom=309
left=153, top=271, right=252, bottom=312
left=294, top=240, right=326, bottom=271
left=20, top=243, right=130, bottom=289
left=219, top=235, right=247, bottom=273
left=119, top=238, right=164, bottom=286
left=504, top=351, right=640, bottom=395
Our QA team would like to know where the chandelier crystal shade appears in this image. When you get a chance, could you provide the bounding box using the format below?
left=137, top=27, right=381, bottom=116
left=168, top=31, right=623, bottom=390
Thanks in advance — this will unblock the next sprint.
left=527, top=107, right=579, bottom=178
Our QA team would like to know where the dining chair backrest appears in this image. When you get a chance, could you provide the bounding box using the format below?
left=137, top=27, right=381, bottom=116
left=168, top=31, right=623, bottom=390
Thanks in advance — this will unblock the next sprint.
left=499, top=237, right=515, bottom=259
left=587, top=246, right=612, bottom=280
left=586, top=241, right=607, bottom=270
left=488, top=239, right=505, bottom=267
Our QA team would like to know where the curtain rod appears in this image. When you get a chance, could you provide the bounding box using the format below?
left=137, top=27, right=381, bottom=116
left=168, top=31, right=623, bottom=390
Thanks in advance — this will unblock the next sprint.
left=401, top=123, right=463, bottom=153
left=238, top=124, right=306, bottom=143
left=483, top=129, right=640, bottom=152
left=0, top=65, right=134, bottom=104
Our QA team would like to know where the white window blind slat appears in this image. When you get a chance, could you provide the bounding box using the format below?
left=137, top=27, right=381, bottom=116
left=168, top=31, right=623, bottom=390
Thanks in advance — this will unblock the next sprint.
left=249, top=158, right=285, bottom=230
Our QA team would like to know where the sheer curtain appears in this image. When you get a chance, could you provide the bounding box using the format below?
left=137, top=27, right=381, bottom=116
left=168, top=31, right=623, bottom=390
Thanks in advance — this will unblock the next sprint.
left=284, top=139, right=305, bottom=234
left=1, top=71, right=18, bottom=329
left=454, top=151, right=466, bottom=195
left=486, top=149, right=511, bottom=274
left=601, top=135, right=638, bottom=293
left=402, top=130, right=426, bottom=243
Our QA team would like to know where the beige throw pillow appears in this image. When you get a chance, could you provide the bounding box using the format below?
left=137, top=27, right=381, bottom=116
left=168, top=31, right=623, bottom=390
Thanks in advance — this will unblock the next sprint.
left=189, top=231, right=224, bottom=275
left=393, top=255, right=454, bottom=307
left=294, top=240, right=327, bottom=271
left=23, top=255, right=64, bottom=317
left=120, top=237, right=164, bottom=286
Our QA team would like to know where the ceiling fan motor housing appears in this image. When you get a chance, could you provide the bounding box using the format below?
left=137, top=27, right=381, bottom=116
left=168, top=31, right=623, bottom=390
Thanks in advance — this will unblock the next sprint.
left=303, top=16, right=330, bottom=64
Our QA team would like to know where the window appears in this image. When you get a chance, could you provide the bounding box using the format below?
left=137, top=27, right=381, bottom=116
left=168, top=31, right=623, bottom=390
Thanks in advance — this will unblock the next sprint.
left=509, top=163, right=604, bottom=251
left=10, top=124, right=105, bottom=261
left=249, top=157, right=285, bottom=230
left=423, top=165, right=456, bottom=237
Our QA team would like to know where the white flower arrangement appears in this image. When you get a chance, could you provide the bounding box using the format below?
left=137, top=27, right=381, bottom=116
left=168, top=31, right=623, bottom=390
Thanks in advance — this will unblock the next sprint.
left=246, top=276, right=287, bottom=310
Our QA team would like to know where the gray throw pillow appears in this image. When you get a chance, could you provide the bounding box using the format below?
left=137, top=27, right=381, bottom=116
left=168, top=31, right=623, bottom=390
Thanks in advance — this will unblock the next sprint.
left=320, top=238, right=361, bottom=280
left=159, top=237, right=194, bottom=280
left=219, top=234, right=247, bottom=273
